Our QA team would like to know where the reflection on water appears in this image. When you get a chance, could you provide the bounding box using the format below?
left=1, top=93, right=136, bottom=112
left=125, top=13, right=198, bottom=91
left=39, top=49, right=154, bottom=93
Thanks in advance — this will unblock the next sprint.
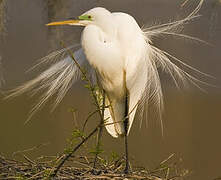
left=0, top=1, right=221, bottom=180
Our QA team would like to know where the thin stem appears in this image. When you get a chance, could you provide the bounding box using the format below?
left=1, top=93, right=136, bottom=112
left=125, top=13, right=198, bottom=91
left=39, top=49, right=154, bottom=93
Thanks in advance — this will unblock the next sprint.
left=60, top=41, right=103, bottom=120
left=82, top=109, right=99, bottom=132
left=50, top=126, right=99, bottom=177
left=49, top=42, right=107, bottom=177
left=93, top=90, right=105, bottom=169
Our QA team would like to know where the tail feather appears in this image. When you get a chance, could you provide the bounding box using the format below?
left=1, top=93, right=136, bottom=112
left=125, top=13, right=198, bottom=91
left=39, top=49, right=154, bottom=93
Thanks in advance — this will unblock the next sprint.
left=136, top=0, right=210, bottom=134
left=5, top=0, right=210, bottom=135
left=6, top=47, right=90, bottom=123
left=143, top=0, right=204, bottom=38
left=105, top=1, right=207, bottom=136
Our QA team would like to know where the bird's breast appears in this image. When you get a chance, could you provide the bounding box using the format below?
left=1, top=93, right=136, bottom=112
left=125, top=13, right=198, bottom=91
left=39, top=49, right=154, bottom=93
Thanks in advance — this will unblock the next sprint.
left=81, top=25, right=125, bottom=98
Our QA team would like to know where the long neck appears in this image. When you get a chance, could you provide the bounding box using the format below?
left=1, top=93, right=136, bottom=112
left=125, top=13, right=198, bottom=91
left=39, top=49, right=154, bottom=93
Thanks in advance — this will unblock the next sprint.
left=96, top=14, right=116, bottom=38
left=81, top=14, right=116, bottom=57
left=81, top=25, right=108, bottom=67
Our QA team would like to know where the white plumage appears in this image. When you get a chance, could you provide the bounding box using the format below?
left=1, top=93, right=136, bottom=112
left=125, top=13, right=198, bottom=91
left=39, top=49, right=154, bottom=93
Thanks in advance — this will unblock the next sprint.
left=8, top=1, right=207, bottom=137
left=80, top=9, right=151, bottom=137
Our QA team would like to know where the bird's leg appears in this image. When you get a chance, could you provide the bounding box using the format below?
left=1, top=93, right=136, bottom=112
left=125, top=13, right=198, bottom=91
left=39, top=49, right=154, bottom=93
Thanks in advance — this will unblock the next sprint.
left=124, top=90, right=129, bottom=174
left=93, top=90, right=105, bottom=170
left=93, top=123, right=103, bottom=169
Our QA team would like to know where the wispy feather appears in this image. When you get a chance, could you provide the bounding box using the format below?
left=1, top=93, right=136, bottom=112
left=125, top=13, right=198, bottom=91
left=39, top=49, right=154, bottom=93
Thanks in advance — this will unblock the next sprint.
left=6, top=47, right=92, bottom=123
left=137, top=0, right=211, bottom=133
left=7, top=0, right=209, bottom=128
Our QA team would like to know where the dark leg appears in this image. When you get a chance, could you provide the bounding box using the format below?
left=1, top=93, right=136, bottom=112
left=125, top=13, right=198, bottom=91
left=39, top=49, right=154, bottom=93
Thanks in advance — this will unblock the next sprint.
left=93, top=124, right=103, bottom=169
left=93, top=90, right=105, bottom=169
left=124, top=92, right=129, bottom=174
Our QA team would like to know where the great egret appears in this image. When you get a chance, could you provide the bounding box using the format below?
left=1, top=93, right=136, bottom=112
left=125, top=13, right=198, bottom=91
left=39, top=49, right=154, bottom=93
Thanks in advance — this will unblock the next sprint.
left=8, top=0, right=208, bottom=173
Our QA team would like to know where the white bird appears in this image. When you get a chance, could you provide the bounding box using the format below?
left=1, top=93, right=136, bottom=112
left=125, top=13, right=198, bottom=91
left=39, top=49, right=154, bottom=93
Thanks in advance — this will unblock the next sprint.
left=8, top=1, right=208, bottom=173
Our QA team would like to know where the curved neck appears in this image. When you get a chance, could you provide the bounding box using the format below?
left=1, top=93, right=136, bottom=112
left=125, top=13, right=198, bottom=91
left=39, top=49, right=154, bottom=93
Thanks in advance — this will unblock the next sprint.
left=95, top=14, right=116, bottom=38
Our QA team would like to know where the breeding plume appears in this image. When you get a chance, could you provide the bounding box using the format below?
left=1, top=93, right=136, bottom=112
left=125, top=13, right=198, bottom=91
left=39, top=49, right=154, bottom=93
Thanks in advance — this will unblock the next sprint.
left=8, top=1, right=207, bottom=173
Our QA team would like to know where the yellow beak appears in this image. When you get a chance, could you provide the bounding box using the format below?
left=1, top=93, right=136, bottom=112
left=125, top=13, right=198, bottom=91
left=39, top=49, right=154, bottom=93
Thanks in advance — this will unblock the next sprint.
left=46, top=20, right=81, bottom=26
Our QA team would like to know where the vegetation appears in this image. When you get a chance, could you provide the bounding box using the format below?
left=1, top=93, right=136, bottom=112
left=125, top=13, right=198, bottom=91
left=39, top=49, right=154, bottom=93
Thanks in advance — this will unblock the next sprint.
left=0, top=148, right=190, bottom=179
left=1, top=0, right=221, bottom=179
left=0, top=43, right=190, bottom=179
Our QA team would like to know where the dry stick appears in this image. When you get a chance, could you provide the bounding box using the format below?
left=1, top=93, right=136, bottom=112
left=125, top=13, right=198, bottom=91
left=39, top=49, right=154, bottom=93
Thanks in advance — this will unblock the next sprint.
left=50, top=42, right=105, bottom=177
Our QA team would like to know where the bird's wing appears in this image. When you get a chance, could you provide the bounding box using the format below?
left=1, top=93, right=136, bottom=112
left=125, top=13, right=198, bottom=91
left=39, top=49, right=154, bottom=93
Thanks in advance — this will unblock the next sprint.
left=125, top=43, right=164, bottom=135
left=125, top=56, right=146, bottom=135
left=7, top=46, right=93, bottom=121
left=111, top=12, right=163, bottom=136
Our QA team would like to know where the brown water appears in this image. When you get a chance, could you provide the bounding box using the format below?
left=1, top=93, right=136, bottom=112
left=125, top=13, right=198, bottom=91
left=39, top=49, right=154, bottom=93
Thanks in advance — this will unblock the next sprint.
left=0, top=0, right=221, bottom=179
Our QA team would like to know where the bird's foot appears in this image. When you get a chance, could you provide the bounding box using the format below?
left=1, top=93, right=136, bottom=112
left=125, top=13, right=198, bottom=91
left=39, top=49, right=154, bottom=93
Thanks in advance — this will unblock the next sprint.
left=124, top=167, right=129, bottom=174
left=91, top=169, right=101, bottom=175
left=123, top=161, right=130, bottom=174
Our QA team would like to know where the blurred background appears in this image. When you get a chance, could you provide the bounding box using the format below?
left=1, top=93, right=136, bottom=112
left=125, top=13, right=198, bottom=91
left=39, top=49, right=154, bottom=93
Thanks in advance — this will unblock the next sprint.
left=0, top=0, right=221, bottom=179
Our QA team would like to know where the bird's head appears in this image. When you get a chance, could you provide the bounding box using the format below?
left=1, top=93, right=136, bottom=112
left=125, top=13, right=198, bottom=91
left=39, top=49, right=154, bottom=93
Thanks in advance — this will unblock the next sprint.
left=46, top=7, right=112, bottom=27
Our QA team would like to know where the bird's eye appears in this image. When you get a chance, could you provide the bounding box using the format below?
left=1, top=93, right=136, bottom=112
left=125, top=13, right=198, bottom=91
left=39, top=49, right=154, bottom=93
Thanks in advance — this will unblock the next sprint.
left=88, top=15, right=92, bottom=19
